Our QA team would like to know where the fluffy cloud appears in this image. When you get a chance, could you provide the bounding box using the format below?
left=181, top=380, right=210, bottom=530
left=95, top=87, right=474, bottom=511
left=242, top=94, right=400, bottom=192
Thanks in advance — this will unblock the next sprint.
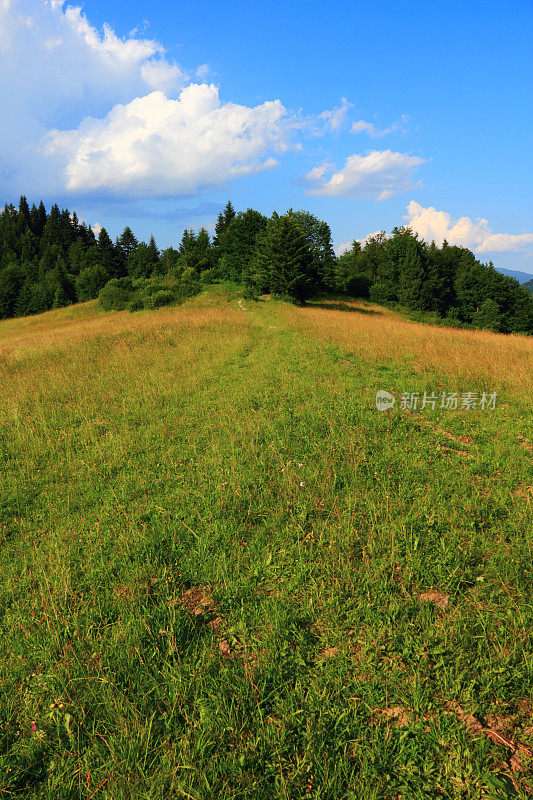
left=334, top=241, right=352, bottom=255
left=351, top=114, right=409, bottom=137
left=304, top=150, right=424, bottom=200
left=405, top=201, right=533, bottom=253
left=0, top=0, right=184, bottom=113
left=0, top=0, right=301, bottom=198
left=0, top=0, right=190, bottom=195
left=316, top=97, right=352, bottom=133
left=45, top=84, right=293, bottom=196
left=335, top=230, right=386, bottom=254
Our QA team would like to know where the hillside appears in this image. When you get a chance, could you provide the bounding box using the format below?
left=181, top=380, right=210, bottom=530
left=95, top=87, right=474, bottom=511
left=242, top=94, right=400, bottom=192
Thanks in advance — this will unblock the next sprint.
left=2, top=198, right=533, bottom=335
left=496, top=267, right=533, bottom=285
left=0, top=285, right=532, bottom=799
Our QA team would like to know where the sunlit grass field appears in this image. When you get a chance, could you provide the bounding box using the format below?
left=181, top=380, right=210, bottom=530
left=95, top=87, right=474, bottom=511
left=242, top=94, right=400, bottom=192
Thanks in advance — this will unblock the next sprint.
left=0, top=284, right=531, bottom=799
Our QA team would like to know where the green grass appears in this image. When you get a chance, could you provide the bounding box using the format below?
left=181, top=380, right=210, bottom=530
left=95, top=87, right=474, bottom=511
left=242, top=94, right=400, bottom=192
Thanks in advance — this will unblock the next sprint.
left=0, top=284, right=531, bottom=799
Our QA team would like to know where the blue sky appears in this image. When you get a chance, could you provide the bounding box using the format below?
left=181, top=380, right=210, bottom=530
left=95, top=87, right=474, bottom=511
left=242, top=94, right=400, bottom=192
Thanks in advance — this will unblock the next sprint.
left=1, top=0, right=532, bottom=273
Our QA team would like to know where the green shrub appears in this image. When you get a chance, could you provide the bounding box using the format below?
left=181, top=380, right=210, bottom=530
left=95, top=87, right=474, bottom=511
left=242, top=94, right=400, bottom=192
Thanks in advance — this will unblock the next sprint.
left=472, top=298, right=502, bottom=332
left=99, top=276, right=200, bottom=313
left=369, top=281, right=397, bottom=304
left=149, top=290, right=175, bottom=309
left=76, top=265, right=110, bottom=301
left=128, top=297, right=145, bottom=312
left=98, top=278, right=134, bottom=311
left=200, top=268, right=219, bottom=284
left=177, top=278, right=201, bottom=300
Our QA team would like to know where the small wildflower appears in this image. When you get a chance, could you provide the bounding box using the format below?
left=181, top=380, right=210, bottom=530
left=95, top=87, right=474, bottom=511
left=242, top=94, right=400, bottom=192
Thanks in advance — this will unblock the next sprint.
left=31, top=723, right=38, bottom=731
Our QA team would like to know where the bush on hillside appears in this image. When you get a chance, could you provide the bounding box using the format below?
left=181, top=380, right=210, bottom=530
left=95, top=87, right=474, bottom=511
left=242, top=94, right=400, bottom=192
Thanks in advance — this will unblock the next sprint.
left=98, top=275, right=201, bottom=312
left=98, top=277, right=134, bottom=311
left=472, top=298, right=503, bottom=332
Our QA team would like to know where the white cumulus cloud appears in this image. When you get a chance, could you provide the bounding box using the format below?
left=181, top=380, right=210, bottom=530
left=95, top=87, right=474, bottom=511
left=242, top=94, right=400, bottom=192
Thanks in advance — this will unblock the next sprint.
left=334, top=241, right=352, bottom=255
left=405, top=201, right=533, bottom=253
left=351, top=114, right=409, bottom=137
left=304, top=150, right=424, bottom=200
left=316, top=97, right=352, bottom=133
left=0, top=0, right=301, bottom=198
left=45, top=84, right=293, bottom=196
left=0, top=0, right=183, bottom=195
left=0, top=0, right=184, bottom=114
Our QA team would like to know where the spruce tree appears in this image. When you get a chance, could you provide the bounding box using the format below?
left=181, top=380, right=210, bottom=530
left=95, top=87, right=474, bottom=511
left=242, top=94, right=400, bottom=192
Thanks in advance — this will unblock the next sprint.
left=222, top=201, right=236, bottom=228
left=398, top=237, right=427, bottom=310
left=97, top=227, right=124, bottom=280
left=335, top=241, right=371, bottom=297
left=212, top=200, right=237, bottom=265
left=224, top=209, right=267, bottom=282
left=147, top=234, right=160, bottom=265
left=18, top=196, right=31, bottom=232
left=250, top=214, right=314, bottom=303
left=117, top=227, right=138, bottom=258
left=287, top=209, right=336, bottom=290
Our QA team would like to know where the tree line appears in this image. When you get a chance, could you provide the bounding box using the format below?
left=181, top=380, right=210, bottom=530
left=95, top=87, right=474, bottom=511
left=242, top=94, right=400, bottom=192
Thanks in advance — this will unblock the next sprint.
left=1, top=196, right=531, bottom=333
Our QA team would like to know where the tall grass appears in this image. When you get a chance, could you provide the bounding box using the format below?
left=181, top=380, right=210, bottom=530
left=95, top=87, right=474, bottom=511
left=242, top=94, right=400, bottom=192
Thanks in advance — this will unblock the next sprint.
left=0, top=286, right=531, bottom=799
left=288, top=298, right=533, bottom=396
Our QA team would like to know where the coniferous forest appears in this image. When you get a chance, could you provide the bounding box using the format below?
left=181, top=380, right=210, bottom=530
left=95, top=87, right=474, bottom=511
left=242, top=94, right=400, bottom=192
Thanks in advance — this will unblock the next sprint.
left=1, top=196, right=532, bottom=333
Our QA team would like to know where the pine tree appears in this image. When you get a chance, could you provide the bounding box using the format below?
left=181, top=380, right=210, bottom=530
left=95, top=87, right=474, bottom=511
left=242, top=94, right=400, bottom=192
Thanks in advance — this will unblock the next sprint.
left=286, top=209, right=336, bottom=290
left=224, top=209, right=267, bottom=282
left=398, top=237, right=427, bottom=310
left=97, top=227, right=124, bottom=280
left=212, top=200, right=236, bottom=256
left=117, top=227, right=138, bottom=258
left=250, top=214, right=314, bottom=303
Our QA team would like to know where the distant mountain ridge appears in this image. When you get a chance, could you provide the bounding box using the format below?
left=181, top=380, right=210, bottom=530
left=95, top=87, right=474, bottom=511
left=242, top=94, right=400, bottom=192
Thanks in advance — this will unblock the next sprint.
left=522, top=278, right=533, bottom=296
left=495, top=267, right=533, bottom=284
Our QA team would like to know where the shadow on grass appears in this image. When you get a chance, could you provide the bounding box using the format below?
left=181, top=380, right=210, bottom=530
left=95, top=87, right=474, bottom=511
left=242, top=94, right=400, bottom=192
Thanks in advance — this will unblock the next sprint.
left=309, top=301, right=381, bottom=315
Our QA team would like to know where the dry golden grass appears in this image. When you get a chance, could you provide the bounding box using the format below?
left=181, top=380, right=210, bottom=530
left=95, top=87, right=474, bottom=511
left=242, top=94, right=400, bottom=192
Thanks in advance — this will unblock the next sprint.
left=0, top=298, right=243, bottom=363
left=0, top=296, right=247, bottom=419
left=285, top=299, right=533, bottom=395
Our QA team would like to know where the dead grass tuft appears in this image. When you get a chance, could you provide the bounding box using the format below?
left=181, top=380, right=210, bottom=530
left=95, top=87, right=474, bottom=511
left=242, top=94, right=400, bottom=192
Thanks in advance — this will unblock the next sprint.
left=418, top=591, right=450, bottom=610
left=180, top=586, right=216, bottom=616
left=376, top=706, right=413, bottom=727
left=319, top=647, right=339, bottom=659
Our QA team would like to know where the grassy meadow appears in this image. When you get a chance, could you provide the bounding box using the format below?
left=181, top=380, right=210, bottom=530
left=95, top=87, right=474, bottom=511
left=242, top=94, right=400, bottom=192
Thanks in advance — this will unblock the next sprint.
left=0, top=284, right=532, bottom=799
